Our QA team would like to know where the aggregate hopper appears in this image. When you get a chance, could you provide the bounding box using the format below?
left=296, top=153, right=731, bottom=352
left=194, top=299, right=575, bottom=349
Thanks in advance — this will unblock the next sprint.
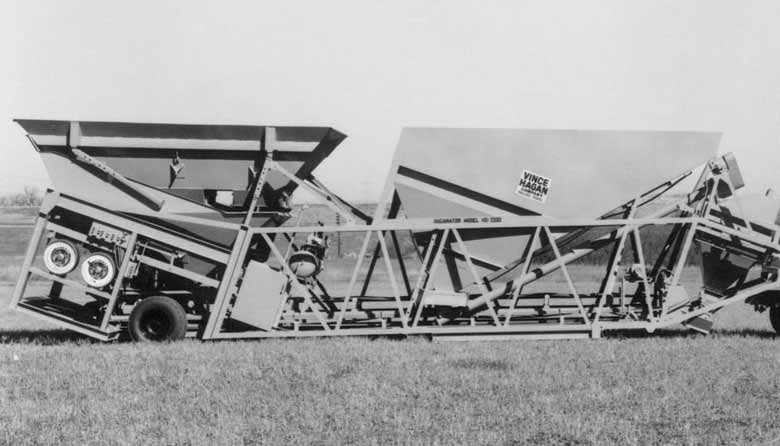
left=15, top=119, right=345, bottom=248
left=383, top=128, right=722, bottom=296
left=10, top=119, right=349, bottom=340
left=10, top=121, right=780, bottom=342
left=357, top=128, right=780, bottom=337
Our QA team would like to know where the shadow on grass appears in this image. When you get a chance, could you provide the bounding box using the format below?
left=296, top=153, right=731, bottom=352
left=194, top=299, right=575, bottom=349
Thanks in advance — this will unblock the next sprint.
left=0, top=326, right=776, bottom=346
left=450, top=357, right=511, bottom=371
left=605, top=328, right=778, bottom=340
left=0, top=329, right=100, bottom=345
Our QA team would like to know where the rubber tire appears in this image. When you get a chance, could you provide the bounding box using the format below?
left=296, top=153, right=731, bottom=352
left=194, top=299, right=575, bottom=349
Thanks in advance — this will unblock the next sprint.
left=80, top=252, right=116, bottom=288
left=770, top=306, right=780, bottom=335
left=128, top=296, right=187, bottom=342
left=43, top=239, right=79, bottom=275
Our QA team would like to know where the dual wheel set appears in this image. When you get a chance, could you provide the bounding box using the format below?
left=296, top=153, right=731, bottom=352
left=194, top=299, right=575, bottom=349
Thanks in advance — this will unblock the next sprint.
left=43, top=239, right=115, bottom=288
left=42, top=239, right=189, bottom=342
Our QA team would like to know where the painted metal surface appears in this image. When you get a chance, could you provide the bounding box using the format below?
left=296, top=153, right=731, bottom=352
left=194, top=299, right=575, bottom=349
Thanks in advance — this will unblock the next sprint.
left=231, top=261, right=288, bottom=330
left=387, top=128, right=720, bottom=268
left=10, top=120, right=780, bottom=342
left=391, top=128, right=721, bottom=219
left=15, top=119, right=346, bottom=246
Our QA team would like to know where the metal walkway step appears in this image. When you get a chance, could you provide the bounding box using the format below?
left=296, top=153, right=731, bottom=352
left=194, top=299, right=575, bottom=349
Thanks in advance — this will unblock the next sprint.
left=16, top=298, right=120, bottom=341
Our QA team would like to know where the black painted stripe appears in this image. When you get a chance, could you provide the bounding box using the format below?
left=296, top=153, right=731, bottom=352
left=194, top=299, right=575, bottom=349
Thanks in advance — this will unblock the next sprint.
left=397, top=165, right=538, bottom=216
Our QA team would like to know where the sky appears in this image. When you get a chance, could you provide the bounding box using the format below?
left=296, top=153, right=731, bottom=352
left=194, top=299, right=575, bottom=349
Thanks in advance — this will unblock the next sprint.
left=1, top=0, right=780, bottom=202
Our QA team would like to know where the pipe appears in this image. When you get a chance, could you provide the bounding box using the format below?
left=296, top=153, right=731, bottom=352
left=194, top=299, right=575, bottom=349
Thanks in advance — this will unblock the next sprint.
left=465, top=199, right=691, bottom=312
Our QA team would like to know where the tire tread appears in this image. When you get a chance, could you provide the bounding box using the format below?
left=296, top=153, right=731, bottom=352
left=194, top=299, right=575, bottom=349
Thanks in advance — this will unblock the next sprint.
left=128, top=296, right=187, bottom=342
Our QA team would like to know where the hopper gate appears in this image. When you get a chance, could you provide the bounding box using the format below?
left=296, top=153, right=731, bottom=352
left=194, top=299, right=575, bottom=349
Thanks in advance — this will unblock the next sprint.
left=9, top=120, right=780, bottom=341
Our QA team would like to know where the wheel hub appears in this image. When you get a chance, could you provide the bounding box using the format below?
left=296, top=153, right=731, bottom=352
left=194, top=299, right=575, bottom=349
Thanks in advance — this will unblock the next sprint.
left=141, top=310, right=172, bottom=340
left=88, top=260, right=108, bottom=280
left=51, top=248, right=71, bottom=267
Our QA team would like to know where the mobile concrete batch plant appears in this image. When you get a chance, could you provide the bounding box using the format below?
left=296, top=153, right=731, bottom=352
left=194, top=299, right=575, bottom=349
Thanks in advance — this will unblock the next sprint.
left=9, top=119, right=780, bottom=341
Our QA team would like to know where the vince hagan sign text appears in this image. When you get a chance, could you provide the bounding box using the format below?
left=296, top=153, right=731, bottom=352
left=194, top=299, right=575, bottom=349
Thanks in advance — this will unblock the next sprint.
left=515, top=170, right=551, bottom=203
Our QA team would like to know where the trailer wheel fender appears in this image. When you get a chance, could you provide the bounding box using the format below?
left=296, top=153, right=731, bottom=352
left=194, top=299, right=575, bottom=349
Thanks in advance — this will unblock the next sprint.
left=770, top=306, right=780, bottom=335
left=128, top=296, right=187, bottom=342
left=80, top=252, right=116, bottom=288
left=43, top=239, right=79, bottom=275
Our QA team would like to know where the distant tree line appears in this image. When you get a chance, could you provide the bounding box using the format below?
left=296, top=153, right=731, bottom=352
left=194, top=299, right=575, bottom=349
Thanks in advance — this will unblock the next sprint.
left=0, top=187, right=42, bottom=207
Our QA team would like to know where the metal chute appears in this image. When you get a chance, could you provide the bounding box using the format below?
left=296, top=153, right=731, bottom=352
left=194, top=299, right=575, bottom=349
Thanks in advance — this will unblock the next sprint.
left=16, top=119, right=346, bottom=246
left=387, top=128, right=721, bottom=289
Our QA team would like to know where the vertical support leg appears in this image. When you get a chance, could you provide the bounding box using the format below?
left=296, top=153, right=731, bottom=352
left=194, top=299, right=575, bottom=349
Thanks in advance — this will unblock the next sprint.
left=360, top=194, right=402, bottom=296
left=202, top=228, right=252, bottom=339
left=413, top=229, right=450, bottom=327
left=359, top=242, right=382, bottom=297
left=443, top=239, right=463, bottom=292
left=336, top=231, right=374, bottom=329
left=243, top=147, right=274, bottom=226
left=649, top=223, right=683, bottom=279
left=671, top=222, right=698, bottom=285
left=504, top=227, right=540, bottom=326
left=595, top=195, right=640, bottom=324
left=451, top=229, right=500, bottom=326
left=205, top=143, right=274, bottom=338
left=597, top=208, right=633, bottom=294
left=405, top=231, right=439, bottom=326
left=631, top=227, right=655, bottom=321
left=593, top=229, right=630, bottom=324
left=100, top=233, right=138, bottom=331
left=669, top=173, right=717, bottom=284
left=10, top=215, right=48, bottom=308
left=390, top=231, right=413, bottom=296
left=544, top=227, right=591, bottom=328
left=282, top=232, right=298, bottom=260
left=376, top=231, right=408, bottom=329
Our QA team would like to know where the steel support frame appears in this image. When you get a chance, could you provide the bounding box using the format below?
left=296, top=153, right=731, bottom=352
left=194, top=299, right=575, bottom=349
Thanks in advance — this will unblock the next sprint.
left=16, top=155, right=780, bottom=341
left=203, top=216, right=688, bottom=337
left=203, top=155, right=776, bottom=338
left=11, top=190, right=232, bottom=339
left=18, top=200, right=776, bottom=340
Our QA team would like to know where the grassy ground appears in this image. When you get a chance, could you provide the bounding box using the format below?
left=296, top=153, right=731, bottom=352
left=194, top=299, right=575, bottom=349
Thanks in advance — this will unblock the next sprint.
left=1, top=282, right=779, bottom=446
left=2, top=334, right=780, bottom=446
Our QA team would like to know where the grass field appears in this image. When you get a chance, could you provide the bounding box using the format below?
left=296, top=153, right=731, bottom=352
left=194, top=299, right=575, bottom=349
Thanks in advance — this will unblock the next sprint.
left=2, top=208, right=780, bottom=445
left=2, top=280, right=780, bottom=445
